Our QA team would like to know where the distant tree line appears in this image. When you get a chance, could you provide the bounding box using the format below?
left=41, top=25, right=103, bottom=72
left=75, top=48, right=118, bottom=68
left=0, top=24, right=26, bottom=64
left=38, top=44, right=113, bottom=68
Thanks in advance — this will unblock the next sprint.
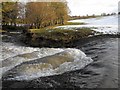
left=101, top=12, right=117, bottom=16
left=2, top=1, right=69, bottom=29
left=70, top=12, right=117, bottom=20
left=69, top=14, right=96, bottom=20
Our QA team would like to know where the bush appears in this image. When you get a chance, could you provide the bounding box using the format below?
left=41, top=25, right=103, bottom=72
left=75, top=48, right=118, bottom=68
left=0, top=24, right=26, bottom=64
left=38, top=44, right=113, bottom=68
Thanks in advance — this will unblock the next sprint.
left=2, top=25, right=27, bottom=32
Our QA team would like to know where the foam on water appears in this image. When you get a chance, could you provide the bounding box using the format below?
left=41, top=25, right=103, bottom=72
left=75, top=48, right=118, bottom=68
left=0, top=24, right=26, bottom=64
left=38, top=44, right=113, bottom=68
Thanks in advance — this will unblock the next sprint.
left=1, top=42, right=65, bottom=74
left=2, top=44, right=92, bottom=80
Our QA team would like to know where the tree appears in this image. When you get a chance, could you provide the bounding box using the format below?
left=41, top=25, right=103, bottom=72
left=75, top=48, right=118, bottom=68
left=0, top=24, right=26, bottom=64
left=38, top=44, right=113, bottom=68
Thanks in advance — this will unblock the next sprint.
left=2, top=1, right=69, bottom=29
left=2, top=2, right=19, bottom=26
left=25, top=2, right=51, bottom=28
left=51, top=2, right=69, bottom=25
left=25, top=1, right=69, bottom=29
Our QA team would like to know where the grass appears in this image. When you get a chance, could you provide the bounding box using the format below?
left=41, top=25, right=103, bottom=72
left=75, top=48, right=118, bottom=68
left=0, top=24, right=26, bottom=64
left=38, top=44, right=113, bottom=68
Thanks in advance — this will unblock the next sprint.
left=23, top=20, right=99, bottom=47
left=69, top=15, right=101, bottom=20
left=64, top=22, right=86, bottom=25
left=29, top=27, right=95, bottom=45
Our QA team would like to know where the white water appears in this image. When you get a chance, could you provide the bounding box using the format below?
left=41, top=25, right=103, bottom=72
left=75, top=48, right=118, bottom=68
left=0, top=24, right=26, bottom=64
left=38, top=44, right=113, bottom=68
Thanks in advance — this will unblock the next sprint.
left=1, top=41, right=92, bottom=80
left=57, top=15, right=119, bottom=34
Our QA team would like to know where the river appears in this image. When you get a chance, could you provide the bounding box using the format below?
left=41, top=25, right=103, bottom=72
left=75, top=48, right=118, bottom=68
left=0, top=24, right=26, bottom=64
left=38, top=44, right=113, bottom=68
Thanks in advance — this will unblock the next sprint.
left=1, top=15, right=119, bottom=89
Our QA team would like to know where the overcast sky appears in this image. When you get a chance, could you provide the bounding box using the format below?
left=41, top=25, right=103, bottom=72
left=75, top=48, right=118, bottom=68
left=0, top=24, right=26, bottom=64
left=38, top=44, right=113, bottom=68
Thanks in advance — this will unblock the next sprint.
left=67, top=0, right=119, bottom=16
left=19, top=0, right=119, bottom=16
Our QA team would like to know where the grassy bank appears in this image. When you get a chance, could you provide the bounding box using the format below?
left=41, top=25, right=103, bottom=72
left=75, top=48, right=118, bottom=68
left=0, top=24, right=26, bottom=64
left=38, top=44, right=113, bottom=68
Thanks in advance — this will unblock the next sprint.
left=24, top=27, right=95, bottom=47
left=69, top=15, right=101, bottom=20
left=64, top=22, right=86, bottom=25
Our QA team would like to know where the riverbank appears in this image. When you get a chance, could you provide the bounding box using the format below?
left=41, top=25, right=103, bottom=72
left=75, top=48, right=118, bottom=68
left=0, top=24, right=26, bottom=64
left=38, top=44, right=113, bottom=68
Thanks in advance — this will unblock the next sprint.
left=22, top=27, right=98, bottom=47
left=1, top=29, right=119, bottom=48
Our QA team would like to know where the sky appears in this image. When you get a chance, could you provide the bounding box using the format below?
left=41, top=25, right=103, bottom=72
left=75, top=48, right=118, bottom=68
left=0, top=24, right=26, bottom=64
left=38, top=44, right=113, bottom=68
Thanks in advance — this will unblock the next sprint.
left=18, top=0, right=119, bottom=16
left=67, top=0, right=119, bottom=16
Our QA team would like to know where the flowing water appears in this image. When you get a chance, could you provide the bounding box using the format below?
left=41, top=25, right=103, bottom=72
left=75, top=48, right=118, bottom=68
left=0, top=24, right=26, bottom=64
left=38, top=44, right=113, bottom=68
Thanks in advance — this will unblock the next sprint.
left=1, top=37, right=92, bottom=80
left=1, top=15, right=119, bottom=88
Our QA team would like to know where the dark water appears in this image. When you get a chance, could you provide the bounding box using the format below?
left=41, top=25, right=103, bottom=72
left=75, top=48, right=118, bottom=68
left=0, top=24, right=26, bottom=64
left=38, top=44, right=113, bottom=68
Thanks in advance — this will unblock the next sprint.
left=2, top=37, right=119, bottom=89
left=76, top=37, right=119, bottom=88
